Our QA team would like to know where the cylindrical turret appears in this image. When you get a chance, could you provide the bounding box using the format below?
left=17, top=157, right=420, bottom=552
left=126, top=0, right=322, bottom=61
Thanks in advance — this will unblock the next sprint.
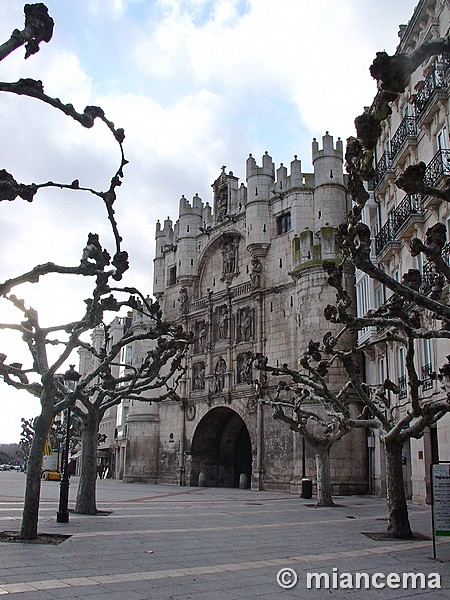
left=176, top=194, right=203, bottom=280
left=245, top=152, right=274, bottom=254
left=153, top=217, right=173, bottom=298
left=312, top=133, right=346, bottom=237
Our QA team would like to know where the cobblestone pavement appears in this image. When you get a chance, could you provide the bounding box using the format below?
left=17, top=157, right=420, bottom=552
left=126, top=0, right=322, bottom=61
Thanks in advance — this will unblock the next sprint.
left=0, top=472, right=448, bottom=599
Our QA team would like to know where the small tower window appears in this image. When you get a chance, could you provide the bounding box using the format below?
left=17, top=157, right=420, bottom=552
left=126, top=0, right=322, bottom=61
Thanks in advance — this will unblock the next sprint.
left=276, top=212, right=291, bottom=235
left=168, top=266, right=177, bottom=286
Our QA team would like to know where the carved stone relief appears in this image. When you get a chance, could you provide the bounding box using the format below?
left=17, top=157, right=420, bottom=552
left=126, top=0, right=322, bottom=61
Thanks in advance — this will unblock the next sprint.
left=178, top=287, right=188, bottom=315
left=221, top=235, right=239, bottom=282
left=237, top=306, right=254, bottom=342
left=214, top=304, right=229, bottom=341
left=237, top=352, right=253, bottom=384
left=194, top=319, right=208, bottom=353
left=192, top=361, right=206, bottom=390
left=250, top=257, right=262, bottom=289
left=214, top=357, right=227, bottom=392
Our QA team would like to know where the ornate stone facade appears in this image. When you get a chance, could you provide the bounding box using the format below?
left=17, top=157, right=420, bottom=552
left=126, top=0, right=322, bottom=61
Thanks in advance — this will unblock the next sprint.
left=118, top=133, right=368, bottom=493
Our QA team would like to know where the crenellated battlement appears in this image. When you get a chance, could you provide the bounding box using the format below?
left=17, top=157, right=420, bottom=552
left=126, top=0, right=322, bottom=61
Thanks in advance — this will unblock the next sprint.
left=179, top=193, right=204, bottom=216
left=291, top=225, right=339, bottom=270
left=312, top=131, right=344, bottom=162
left=155, top=216, right=174, bottom=239
left=273, top=155, right=313, bottom=194
left=246, top=151, right=275, bottom=180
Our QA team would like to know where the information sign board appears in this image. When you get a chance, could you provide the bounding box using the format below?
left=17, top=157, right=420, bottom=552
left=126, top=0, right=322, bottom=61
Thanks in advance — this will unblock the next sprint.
left=431, top=462, right=450, bottom=559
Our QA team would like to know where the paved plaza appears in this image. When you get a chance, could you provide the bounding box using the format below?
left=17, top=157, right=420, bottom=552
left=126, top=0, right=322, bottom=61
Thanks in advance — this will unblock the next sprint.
left=0, top=471, right=448, bottom=599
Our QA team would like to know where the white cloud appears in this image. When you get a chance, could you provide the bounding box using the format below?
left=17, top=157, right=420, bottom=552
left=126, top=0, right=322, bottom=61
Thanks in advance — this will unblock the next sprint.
left=87, top=0, right=127, bottom=19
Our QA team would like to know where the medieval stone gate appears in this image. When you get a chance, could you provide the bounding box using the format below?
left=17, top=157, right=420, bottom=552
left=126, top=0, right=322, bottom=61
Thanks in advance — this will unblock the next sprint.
left=189, top=407, right=252, bottom=488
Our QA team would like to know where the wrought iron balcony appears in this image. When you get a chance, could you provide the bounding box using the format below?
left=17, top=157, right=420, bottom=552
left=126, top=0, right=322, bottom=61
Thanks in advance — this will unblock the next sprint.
left=421, top=363, right=434, bottom=391
left=375, top=219, right=393, bottom=256
left=389, top=116, right=417, bottom=160
left=374, top=194, right=424, bottom=256
left=415, top=62, right=449, bottom=120
left=421, top=262, right=436, bottom=295
left=373, top=151, right=394, bottom=188
left=420, top=242, right=450, bottom=295
left=423, top=148, right=450, bottom=188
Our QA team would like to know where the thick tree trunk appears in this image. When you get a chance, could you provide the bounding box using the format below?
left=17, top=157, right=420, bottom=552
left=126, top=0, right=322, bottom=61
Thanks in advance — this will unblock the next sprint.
left=315, top=445, right=335, bottom=507
left=75, top=414, right=99, bottom=515
left=20, top=410, right=52, bottom=539
left=384, top=438, right=412, bottom=539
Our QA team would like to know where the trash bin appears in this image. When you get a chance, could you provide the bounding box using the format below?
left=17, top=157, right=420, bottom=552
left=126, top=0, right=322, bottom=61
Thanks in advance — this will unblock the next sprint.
left=301, top=478, right=313, bottom=499
left=198, top=471, right=207, bottom=487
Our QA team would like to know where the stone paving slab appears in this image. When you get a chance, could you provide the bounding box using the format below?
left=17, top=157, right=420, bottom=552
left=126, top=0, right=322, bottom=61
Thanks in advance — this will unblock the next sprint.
left=0, top=472, right=448, bottom=599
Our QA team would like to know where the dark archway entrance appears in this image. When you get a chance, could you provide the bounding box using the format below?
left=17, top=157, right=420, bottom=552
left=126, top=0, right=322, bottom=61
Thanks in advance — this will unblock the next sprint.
left=190, top=407, right=252, bottom=487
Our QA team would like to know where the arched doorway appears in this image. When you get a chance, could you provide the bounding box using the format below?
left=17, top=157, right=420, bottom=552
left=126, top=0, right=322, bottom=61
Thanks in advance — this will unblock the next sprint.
left=190, top=407, right=252, bottom=487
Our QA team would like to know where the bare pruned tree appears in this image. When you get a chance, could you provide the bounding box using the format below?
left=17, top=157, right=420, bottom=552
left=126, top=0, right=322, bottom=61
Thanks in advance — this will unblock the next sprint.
left=72, top=296, right=189, bottom=515
left=254, top=345, right=372, bottom=507
left=0, top=4, right=190, bottom=539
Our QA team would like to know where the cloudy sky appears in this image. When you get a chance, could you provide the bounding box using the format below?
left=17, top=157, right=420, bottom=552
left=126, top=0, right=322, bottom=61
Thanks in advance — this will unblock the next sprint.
left=0, top=0, right=418, bottom=445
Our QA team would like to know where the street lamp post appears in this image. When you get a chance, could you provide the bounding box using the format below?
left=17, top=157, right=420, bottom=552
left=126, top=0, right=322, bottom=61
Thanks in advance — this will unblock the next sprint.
left=56, top=365, right=80, bottom=523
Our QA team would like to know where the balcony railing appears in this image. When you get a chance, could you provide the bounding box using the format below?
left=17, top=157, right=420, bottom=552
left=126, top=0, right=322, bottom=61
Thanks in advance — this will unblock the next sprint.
left=424, top=148, right=450, bottom=188
left=421, top=242, right=450, bottom=294
left=374, top=194, right=424, bottom=256
left=421, top=363, right=434, bottom=391
left=389, top=116, right=417, bottom=160
left=415, top=63, right=448, bottom=120
left=373, top=151, right=394, bottom=188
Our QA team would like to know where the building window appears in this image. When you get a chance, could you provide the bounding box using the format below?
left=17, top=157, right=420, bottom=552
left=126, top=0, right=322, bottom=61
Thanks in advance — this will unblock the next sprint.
left=421, top=339, right=434, bottom=391
left=378, top=357, right=385, bottom=384
left=277, top=212, right=291, bottom=235
left=374, top=284, right=384, bottom=309
left=436, top=125, right=449, bottom=151
left=168, top=266, right=177, bottom=286
left=397, top=347, right=407, bottom=400
left=356, top=277, right=370, bottom=318
left=119, top=345, right=133, bottom=378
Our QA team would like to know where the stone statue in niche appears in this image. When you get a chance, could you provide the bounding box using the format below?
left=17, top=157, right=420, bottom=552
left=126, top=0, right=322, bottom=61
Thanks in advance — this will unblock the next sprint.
left=178, top=287, right=188, bottom=315
left=195, top=320, right=207, bottom=352
left=237, top=352, right=253, bottom=384
left=214, top=357, right=227, bottom=392
left=250, top=257, right=262, bottom=289
left=193, top=361, right=205, bottom=390
left=221, top=235, right=239, bottom=282
left=217, top=189, right=228, bottom=221
left=217, top=306, right=229, bottom=339
left=223, top=242, right=236, bottom=275
left=239, top=307, right=253, bottom=342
